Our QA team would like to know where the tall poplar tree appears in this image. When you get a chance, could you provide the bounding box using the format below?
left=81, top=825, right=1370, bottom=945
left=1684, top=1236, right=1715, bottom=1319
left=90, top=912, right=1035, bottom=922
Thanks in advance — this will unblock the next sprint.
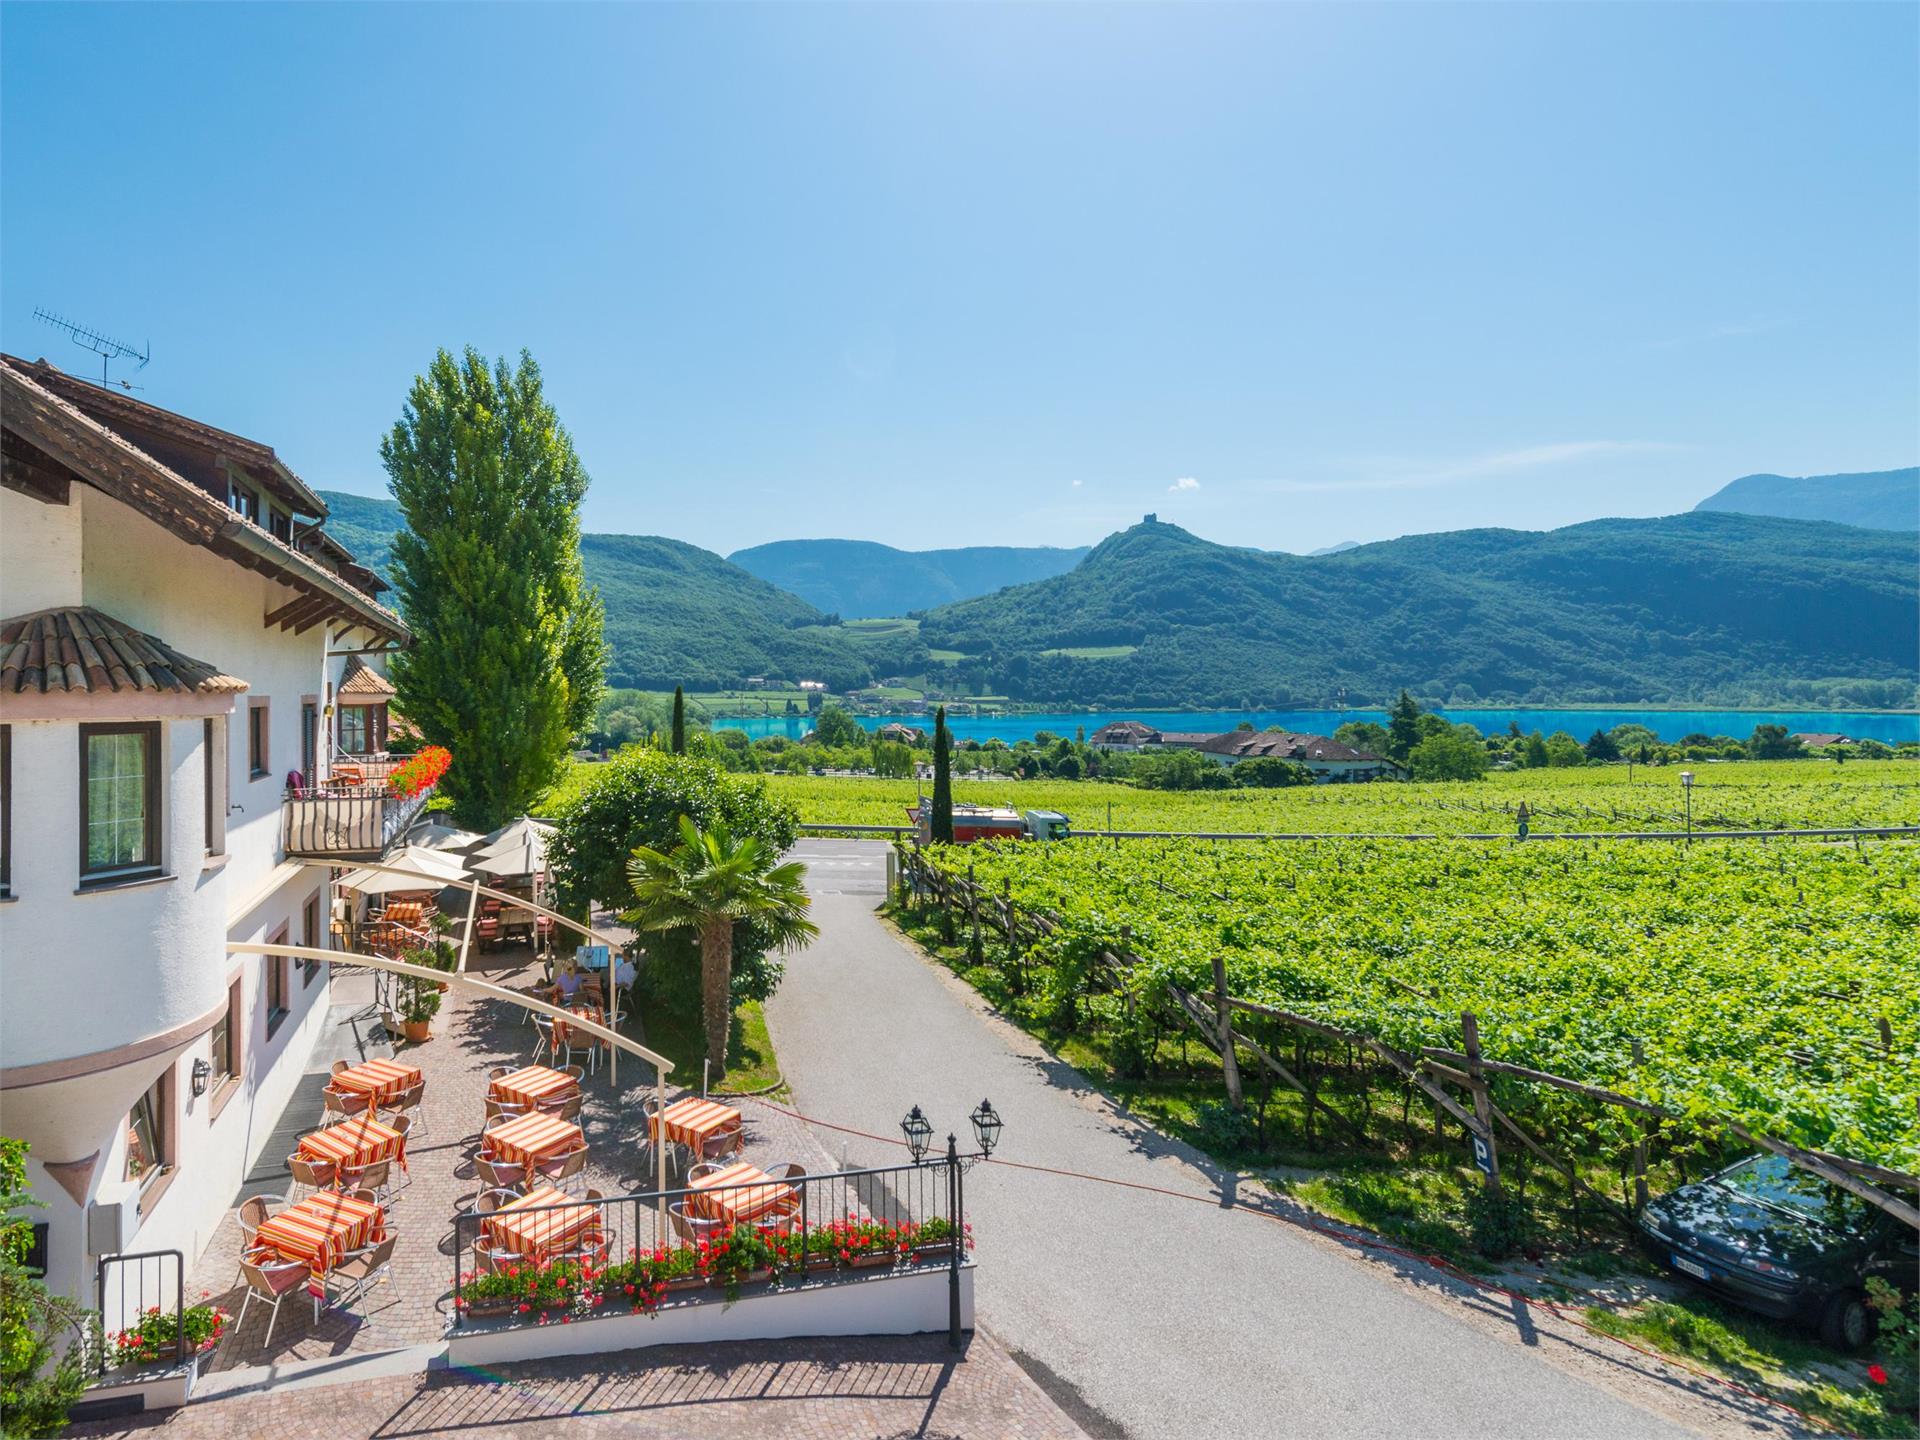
left=930, top=706, right=954, bottom=843
left=670, top=686, right=687, bottom=755
left=382, top=348, right=607, bottom=828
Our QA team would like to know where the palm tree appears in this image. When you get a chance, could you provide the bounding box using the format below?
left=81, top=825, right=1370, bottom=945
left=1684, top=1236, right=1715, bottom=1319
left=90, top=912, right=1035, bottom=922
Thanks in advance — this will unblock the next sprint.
left=624, top=816, right=818, bottom=1071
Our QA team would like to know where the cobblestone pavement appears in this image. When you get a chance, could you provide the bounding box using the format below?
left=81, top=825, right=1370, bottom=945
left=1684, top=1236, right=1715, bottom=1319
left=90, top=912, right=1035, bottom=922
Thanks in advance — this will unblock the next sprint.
left=68, top=1330, right=1085, bottom=1439
left=194, top=950, right=837, bottom=1372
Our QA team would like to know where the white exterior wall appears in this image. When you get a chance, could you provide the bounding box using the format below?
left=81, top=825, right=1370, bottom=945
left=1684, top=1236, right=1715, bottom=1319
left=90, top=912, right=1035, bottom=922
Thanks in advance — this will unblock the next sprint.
left=1, top=485, right=345, bottom=1313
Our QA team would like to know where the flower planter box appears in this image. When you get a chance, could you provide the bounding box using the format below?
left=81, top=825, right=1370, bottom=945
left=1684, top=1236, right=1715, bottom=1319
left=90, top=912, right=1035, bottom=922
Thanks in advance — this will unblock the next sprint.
left=847, top=1253, right=895, bottom=1271
left=403, top=1020, right=433, bottom=1044
left=912, top=1243, right=957, bottom=1263
left=662, top=1275, right=705, bottom=1294
left=463, top=1300, right=516, bottom=1320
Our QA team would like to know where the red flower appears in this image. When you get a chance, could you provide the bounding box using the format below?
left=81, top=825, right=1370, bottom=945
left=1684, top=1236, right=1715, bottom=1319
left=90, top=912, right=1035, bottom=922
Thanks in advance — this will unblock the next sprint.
left=1868, top=1364, right=1889, bottom=1386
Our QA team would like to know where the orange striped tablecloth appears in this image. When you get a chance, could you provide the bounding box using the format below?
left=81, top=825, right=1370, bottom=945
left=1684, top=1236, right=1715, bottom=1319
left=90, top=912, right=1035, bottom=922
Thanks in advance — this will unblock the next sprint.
left=297, top=1114, right=408, bottom=1174
left=688, top=1161, right=798, bottom=1226
left=482, top=1112, right=583, bottom=1170
left=650, top=1097, right=742, bottom=1152
left=483, top=1184, right=598, bottom=1261
left=489, top=1065, right=576, bottom=1110
left=330, top=1058, right=422, bottom=1108
left=253, top=1192, right=385, bottom=1293
left=550, top=1006, right=606, bottom=1048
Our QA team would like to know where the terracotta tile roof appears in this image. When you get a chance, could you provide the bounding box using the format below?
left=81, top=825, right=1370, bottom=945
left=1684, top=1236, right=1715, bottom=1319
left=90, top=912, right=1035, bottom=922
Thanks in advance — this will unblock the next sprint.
left=1, top=606, right=249, bottom=696
left=1196, top=729, right=1385, bottom=763
left=338, top=655, right=395, bottom=698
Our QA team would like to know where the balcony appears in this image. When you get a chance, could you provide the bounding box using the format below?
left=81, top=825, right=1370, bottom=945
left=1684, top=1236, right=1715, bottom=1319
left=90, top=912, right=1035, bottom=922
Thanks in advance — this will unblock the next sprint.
left=282, top=775, right=432, bottom=858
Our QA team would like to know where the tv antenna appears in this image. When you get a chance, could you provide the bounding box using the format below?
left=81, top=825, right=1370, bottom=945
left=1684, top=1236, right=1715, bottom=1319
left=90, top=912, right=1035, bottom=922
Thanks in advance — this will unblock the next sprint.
left=32, top=308, right=151, bottom=389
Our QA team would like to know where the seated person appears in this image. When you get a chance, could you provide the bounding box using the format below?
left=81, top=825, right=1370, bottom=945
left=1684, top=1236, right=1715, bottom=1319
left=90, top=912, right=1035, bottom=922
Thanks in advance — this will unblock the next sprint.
left=551, top=962, right=584, bottom=1004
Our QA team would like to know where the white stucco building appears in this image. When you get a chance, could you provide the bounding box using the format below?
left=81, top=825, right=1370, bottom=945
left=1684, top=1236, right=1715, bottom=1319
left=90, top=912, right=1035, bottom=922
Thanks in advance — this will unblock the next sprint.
left=0, top=356, right=411, bottom=1321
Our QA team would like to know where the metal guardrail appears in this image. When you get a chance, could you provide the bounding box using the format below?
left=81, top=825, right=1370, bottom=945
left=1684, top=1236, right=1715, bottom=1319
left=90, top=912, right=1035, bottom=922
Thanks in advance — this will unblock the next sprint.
left=282, top=783, right=433, bottom=856
left=95, top=1249, right=185, bottom=1373
left=451, top=1158, right=968, bottom=1338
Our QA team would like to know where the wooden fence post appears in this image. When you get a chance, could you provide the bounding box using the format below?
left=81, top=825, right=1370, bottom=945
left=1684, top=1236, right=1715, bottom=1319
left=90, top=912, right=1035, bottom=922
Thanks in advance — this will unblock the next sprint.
left=1630, top=1036, right=1649, bottom=1212
left=1211, top=954, right=1244, bottom=1110
left=1462, top=1011, right=1501, bottom=1195
left=966, top=863, right=983, bottom=962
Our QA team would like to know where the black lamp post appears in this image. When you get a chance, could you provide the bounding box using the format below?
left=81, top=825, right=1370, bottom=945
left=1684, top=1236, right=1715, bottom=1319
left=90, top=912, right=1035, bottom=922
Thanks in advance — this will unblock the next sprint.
left=1680, top=770, right=1694, bottom=845
left=900, top=1099, right=1003, bottom=1349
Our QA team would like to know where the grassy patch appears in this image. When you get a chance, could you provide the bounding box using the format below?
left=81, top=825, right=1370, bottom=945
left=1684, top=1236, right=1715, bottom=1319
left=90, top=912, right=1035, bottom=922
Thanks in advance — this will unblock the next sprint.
left=1581, top=1298, right=1905, bottom=1437
left=1037, top=645, right=1139, bottom=660
left=926, top=649, right=971, bottom=662
left=633, top=998, right=786, bottom=1097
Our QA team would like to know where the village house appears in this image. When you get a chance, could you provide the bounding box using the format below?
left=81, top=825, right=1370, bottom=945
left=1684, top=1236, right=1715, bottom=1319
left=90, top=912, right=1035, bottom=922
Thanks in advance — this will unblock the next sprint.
left=1789, top=732, right=1852, bottom=749
left=0, top=356, right=411, bottom=1323
left=1089, top=719, right=1399, bottom=781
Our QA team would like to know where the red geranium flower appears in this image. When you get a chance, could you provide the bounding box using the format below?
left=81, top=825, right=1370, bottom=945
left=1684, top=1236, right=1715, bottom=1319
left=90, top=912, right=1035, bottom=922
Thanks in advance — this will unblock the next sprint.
left=1867, top=1364, right=1888, bottom=1386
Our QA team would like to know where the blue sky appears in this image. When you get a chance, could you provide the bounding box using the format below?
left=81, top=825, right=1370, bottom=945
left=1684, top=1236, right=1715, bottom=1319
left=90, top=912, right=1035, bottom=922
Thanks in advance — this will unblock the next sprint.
left=3, top=3, right=1914, bottom=555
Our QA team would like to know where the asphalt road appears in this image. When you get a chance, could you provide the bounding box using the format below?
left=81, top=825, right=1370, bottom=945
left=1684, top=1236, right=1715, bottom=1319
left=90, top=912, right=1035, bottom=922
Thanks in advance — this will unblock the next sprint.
left=765, top=840, right=1698, bottom=1440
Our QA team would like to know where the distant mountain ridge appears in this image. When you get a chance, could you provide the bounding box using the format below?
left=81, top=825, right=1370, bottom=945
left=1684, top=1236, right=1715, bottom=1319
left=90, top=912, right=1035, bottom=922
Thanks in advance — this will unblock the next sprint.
left=917, top=513, right=1918, bottom=709
left=1694, top=467, right=1917, bottom=531
left=318, top=489, right=1919, bottom=708
left=316, top=491, right=881, bottom=689
left=728, top=538, right=1090, bottom=617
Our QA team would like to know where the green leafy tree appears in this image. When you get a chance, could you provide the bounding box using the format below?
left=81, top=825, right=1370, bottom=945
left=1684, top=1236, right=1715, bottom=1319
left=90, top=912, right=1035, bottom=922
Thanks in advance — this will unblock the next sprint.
left=1583, top=728, right=1621, bottom=762
left=871, top=740, right=914, bottom=778
left=811, top=705, right=864, bottom=748
left=931, top=707, right=954, bottom=843
left=1233, top=756, right=1311, bottom=787
left=1410, top=730, right=1491, bottom=781
left=1747, top=724, right=1803, bottom=760
left=1544, top=731, right=1586, bottom=767
left=670, top=686, right=687, bottom=755
left=382, top=347, right=607, bottom=827
left=2, top=1138, right=98, bottom=1439
left=625, top=818, right=818, bottom=1070
left=1386, top=690, right=1423, bottom=763
left=1522, top=732, right=1550, bottom=768
left=1335, top=720, right=1392, bottom=755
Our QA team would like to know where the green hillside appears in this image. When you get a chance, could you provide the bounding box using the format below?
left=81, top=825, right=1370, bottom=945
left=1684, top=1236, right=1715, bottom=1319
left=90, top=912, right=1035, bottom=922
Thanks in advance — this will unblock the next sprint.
left=917, top=514, right=1920, bottom=709
left=316, top=491, right=896, bottom=690
left=318, top=488, right=404, bottom=580
left=728, top=537, right=1090, bottom=618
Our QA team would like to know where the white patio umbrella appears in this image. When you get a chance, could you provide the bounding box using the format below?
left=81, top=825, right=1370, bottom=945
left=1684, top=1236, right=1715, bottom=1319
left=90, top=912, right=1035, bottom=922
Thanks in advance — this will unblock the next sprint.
left=473, top=817, right=554, bottom=876
left=407, top=820, right=485, bottom=852
left=336, top=844, right=472, bottom=894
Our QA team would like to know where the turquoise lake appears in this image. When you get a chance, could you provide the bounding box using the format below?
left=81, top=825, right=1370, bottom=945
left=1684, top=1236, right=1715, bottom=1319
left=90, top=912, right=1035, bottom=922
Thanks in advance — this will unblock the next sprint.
left=724, top=706, right=1920, bottom=746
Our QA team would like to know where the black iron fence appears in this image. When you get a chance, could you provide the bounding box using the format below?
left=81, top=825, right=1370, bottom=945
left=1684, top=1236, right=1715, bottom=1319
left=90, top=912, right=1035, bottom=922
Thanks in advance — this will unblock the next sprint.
left=94, top=1249, right=184, bottom=1373
left=450, top=1158, right=971, bottom=1339
left=282, top=783, right=432, bottom=857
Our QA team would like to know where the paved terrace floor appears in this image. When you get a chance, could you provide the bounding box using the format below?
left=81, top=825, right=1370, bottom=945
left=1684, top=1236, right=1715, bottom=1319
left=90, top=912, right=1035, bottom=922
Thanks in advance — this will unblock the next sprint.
left=191, top=950, right=835, bottom=1371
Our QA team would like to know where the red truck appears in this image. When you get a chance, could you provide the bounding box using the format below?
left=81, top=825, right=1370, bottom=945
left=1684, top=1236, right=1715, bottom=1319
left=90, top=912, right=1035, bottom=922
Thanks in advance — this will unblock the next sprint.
left=906, top=801, right=1071, bottom=844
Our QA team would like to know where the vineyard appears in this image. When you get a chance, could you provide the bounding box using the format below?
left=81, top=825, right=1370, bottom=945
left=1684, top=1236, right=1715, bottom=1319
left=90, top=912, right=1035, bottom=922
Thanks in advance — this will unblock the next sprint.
left=769, top=759, right=1920, bottom=835
left=903, top=835, right=1920, bottom=1180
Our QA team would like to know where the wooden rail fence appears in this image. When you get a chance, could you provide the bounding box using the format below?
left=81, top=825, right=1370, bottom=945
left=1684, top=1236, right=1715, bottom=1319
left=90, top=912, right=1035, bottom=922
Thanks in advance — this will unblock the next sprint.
left=893, top=844, right=1919, bottom=1230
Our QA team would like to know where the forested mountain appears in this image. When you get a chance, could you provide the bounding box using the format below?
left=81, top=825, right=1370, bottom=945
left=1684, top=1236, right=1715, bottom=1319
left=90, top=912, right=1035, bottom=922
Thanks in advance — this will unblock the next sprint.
left=317, top=491, right=880, bottom=689
left=917, top=514, right=1920, bottom=709
left=728, top=538, right=1089, bottom=617
left=1693, top=467, right=1917, bottom=531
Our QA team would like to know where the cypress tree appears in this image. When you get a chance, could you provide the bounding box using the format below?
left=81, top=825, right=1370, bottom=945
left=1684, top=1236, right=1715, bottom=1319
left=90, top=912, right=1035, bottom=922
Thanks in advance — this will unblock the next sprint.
left=931, top=706, right=954, bottom=843
left=671, top=686, right=687, bottom=755
left=383, top=347, right=607, bottom=828
left=1387, top=689, right=1422, bottom=763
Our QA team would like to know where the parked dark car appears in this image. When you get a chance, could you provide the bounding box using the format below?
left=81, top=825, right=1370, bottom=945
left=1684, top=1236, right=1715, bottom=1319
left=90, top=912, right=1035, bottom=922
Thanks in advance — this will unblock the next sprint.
left=1637, top=1154, right=1918, bottom=1349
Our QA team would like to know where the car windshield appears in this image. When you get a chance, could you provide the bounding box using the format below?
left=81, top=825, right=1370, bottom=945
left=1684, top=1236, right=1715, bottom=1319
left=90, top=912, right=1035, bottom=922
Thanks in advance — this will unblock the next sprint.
left=1714, top=1155, right=1871, bottom=1234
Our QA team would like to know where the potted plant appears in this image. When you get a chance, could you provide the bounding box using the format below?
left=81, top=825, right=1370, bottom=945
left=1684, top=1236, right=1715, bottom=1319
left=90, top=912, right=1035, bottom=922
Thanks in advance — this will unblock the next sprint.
left=106, top=1303, right=229, bottom=1373
left=699, top=1224, right=779, bottom=1303
left=906, top=1216, right=972, bottom=1263
left=400, top=980, right=441, bottom=1044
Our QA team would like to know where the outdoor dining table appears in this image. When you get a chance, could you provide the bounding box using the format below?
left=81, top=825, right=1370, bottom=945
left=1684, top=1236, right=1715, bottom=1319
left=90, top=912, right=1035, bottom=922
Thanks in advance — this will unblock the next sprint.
left=687, top=1161, right=799, bottom=1226
left=482, top=1184, right=598, bottom=1261
left=252, top=1191, right=386, bottom=1296
left=488, top=1064, right=576, bottom=1111
left=482, top=1112, right=584, bottom=1170
left=649, top=1097, right=742, bottom=1156
left=297, top=1113, right=408, bottom=1174
left=329, top=1057, right=422, bottom=1109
